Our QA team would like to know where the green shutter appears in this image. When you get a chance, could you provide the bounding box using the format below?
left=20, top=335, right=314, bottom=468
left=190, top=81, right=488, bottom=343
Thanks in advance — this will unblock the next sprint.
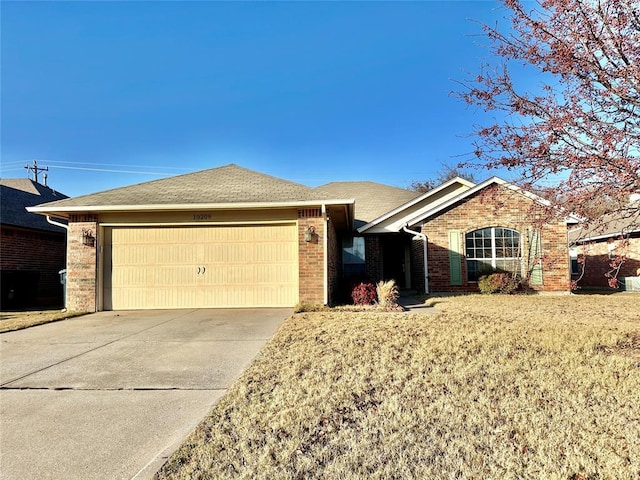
left=449, top=230, right=463, bottom=286
left=528, top=228, right=543, bottom=285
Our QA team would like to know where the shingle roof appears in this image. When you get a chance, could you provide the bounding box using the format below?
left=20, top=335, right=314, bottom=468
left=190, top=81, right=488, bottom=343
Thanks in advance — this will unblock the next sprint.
left=568, top=208, right=640, bottom=243
left=0, top=178, right=68, bottom=232
left=317, top=181, right=420, bottom=227
left=35, top=164, right=337, bottom=210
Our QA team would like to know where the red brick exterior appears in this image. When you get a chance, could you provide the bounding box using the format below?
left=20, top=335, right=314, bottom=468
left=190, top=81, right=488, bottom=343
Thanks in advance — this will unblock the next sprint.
left=421, top=184, right=570, bottom=293
left=298, top=209, right=326, bottom=305
left=0, top=225, right=66, bottom=308
left=66, top=215, right=98, bottom=312
left=364, top=235, right=382, bottom=282
left=572, top=235, right=640, bottom=289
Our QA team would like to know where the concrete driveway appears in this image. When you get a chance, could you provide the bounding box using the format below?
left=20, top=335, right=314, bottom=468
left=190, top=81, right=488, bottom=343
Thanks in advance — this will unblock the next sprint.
left=0, top=308, right=290, bottom=480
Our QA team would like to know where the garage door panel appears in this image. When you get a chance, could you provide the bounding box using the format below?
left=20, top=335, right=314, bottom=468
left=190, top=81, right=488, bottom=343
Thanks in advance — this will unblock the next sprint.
left=105, top=224, right=298, bottom=309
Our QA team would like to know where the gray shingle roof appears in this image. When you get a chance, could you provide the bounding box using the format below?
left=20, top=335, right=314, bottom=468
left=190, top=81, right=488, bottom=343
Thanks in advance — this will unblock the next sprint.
left=317, top=181, right=420, bottom=227
left=36, top=164, right=336, bottom=210
left=0, top=178, right=68, bottom=232
left=568, top=208, right=640, bottom=243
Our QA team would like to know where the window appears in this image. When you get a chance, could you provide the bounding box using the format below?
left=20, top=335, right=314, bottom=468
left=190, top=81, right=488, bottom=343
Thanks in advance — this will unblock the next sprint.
left=343, top=236, right=365, bottom=278
left=465, top=227, right=521, bottom=281
left=569, top=248, right=580, bottom=275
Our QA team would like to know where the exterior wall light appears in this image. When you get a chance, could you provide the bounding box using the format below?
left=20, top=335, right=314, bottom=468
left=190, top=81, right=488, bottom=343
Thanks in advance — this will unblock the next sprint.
left=304, top=225, right=316, bottom=243
left=82, top=228, right=95, bottom=247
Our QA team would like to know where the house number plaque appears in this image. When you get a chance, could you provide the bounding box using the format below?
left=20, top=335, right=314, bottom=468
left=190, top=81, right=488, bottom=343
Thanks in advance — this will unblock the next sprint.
left=193, top=213, right=212, bottom=221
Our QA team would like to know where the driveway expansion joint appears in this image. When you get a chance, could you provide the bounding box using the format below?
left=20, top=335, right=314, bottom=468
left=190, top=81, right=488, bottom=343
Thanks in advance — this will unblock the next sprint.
left=0, top=311, right=197, bottom=388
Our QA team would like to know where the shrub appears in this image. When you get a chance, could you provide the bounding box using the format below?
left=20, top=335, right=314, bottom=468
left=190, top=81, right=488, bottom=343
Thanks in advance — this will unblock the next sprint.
left=351, top=282, right=377, bottom=305
left=376, top=280, right=399, bottom=309
left=478, top=272, right=520, bottom=294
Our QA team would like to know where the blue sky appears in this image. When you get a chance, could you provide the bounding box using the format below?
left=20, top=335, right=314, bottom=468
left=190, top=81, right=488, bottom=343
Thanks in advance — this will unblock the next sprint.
left=1, top=1, right=513, bottom=197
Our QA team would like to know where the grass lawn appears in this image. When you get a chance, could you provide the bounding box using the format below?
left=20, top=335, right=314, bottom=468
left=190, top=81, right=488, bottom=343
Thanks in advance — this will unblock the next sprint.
left=156, top=294, right=640, bottom=480
left=0, top=309, right=85, bottom=333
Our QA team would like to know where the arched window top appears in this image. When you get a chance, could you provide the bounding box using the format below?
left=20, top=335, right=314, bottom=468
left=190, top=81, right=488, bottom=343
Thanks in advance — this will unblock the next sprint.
left=465, top=227, right=521, bottom=281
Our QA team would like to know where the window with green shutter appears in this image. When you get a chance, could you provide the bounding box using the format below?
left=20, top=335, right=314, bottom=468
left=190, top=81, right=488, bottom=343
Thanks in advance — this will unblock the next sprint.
left=465, top=227, right=522, bottom=281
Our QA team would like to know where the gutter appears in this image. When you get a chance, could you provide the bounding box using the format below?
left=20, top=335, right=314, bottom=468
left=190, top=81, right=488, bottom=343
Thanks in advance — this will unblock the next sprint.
left=27, top=199, right=356, bottom=217
left=402, top=225, right=429, bottom=294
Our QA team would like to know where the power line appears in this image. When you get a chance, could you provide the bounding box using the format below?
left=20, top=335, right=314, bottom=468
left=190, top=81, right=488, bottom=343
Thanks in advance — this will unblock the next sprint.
left=44, top=159, right=185, bottom=170
left=47, top=165, right=178, bottom=175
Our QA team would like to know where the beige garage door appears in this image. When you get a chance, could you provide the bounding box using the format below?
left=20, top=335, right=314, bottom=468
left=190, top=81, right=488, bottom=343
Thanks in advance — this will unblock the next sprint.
left=103, top=224, right=299, bottom=309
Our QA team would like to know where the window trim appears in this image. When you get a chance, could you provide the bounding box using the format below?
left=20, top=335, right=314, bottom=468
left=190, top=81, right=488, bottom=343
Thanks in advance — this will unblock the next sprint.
left=342, top=235, right=366, bottom=278
left=465, top=227, right=522, bottom=282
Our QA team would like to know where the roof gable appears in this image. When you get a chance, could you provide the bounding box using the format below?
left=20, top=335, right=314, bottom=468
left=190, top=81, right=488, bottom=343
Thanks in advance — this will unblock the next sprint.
left=357, top=177, right=476, bottom=233
left=405, top=176, right=580, bottom=227
left=0, top=179, right=68, bottom=232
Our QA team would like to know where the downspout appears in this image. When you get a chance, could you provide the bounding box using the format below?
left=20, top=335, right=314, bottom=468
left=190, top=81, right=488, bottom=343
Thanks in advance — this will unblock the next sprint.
left=322, top=204, right=328, bottom=305
left=402, top=225, right=429, bottom=294
left=47, top=216, right=69, bottom=311
left=46, top=215, right=69, bottom=231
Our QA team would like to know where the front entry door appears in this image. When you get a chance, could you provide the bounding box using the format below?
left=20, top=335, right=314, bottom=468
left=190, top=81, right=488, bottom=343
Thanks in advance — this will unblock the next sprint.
left=382, top=236, right=410, bottom=289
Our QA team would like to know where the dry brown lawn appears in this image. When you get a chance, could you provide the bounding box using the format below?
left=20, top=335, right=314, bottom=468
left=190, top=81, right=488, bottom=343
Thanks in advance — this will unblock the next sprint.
left=0, top=310, right=85, bottom=333
left=157, top=294, right=640, bottom=480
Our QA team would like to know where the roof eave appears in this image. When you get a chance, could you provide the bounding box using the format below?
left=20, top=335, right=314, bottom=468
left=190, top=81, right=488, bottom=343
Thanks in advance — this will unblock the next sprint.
left=27, top=199, right=355, bottom=218
left=357, top=177, right=476, bottom=233
left=404, top=176, right=575, bottom=227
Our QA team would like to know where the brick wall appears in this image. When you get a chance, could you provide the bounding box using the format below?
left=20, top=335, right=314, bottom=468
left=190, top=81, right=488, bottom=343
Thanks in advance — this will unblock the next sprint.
left=298, top=209, right=325, bottom=305
left=0, top=225, right=66, bottom=308
left=573, top=235, right=640, bottom=288
left=421, top=184, right=570, bottom=293
left=364, top=235, right=382, bottom=282
left=66, top=215, right=98, bottom=312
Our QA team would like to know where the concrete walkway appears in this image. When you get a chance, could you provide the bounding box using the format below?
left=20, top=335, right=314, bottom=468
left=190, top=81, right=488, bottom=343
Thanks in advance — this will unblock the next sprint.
left=397, top=294, right=439, bottom=312
left=0, top=308, right=289, bottom=480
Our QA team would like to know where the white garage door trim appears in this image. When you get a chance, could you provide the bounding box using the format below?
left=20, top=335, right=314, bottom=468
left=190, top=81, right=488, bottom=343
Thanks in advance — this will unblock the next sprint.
left=102, top=222, right=299, bottom=310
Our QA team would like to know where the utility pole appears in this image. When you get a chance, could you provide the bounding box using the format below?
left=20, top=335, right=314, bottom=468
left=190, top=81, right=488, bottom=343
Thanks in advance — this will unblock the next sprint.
left=25, top=160, right=48, bottom=184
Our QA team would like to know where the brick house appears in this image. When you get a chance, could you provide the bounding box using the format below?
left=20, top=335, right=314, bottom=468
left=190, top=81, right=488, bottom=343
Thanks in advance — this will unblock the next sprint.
left=29, top=164, right=576, bottom=312
left=569, top=209, right=640, bottom=290
left=1, top=178, right=68, bottom=309
left=325, top=176, right=576, bottom=295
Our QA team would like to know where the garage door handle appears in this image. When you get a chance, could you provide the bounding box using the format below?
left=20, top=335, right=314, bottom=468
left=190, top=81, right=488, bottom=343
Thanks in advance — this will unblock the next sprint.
left=202, top=266, right=206, bottom=274
left=197, top=267, right=201, bottom=275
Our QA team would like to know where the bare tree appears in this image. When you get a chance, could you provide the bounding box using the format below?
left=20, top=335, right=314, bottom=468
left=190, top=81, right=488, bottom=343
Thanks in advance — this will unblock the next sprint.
left=457, top=0, right=639, bottom=231
left=410, top=164, right=478, bottom=193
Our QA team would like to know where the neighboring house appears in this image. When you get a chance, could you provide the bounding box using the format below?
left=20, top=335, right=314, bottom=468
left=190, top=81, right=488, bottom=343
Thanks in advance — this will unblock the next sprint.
left=568, top=209, right=640, bottom=290
left=29, top=164, right=576, bottom=312
left=1, top=178, right=68, bottom=309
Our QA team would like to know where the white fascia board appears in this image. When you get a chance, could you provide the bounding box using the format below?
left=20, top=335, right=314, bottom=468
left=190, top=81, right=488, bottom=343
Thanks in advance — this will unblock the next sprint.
left=357, top=177, right=475, bottom=233
left=405, top=176, right=563, bottom=227
left=27, top=199, right=356, bottom=216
